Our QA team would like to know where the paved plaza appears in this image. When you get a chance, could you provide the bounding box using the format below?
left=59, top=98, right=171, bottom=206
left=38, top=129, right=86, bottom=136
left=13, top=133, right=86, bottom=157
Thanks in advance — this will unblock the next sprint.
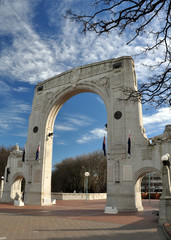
left=0, top=199, right=169, bottom=240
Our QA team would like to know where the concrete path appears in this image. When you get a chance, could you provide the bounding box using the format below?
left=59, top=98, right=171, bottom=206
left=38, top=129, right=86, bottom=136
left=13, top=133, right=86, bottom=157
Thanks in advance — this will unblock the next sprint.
left=0, top=199, right=168, bottom=240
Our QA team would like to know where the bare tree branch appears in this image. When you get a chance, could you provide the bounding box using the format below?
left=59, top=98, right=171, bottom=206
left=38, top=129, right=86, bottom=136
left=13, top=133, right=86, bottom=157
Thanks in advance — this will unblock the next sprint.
left=65, top=0, right=171, bottom=107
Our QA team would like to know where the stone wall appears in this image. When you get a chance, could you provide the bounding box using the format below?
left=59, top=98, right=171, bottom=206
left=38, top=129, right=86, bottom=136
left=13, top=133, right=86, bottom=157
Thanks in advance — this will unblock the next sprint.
left=51, top=193, right=107, bottom=200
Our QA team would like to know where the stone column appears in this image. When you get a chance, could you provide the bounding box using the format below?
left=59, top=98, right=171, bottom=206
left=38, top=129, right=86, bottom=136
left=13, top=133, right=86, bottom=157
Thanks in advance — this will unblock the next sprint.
left=159, top=154, right=171, bottom=224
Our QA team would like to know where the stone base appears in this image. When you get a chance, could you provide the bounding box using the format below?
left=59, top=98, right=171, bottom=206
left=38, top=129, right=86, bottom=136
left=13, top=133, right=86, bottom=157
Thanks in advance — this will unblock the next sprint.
left=52, top=199, right=56, bottom=204
left=104, top=206, right=118, bottom=214
left=14, top=200, right=24, bottom=206
left=159, top=197, right=171, bottom=224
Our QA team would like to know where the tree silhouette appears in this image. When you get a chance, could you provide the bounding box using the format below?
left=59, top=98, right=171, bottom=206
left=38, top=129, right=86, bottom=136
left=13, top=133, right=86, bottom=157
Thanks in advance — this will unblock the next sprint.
left=51, top=151, right=107, bottom=193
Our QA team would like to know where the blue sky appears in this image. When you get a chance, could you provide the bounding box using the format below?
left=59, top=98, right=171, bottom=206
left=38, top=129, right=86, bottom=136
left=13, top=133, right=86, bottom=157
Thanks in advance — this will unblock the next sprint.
left=0, top=0, right=170, bottom=167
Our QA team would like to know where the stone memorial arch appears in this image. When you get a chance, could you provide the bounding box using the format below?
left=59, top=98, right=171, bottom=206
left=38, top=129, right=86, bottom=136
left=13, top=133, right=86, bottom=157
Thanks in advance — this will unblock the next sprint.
left=1, top=56, right=171, bottom=212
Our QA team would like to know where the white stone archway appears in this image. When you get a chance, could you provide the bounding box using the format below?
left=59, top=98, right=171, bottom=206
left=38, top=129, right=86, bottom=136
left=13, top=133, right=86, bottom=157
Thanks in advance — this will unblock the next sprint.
left=1, top=56, right=171, bottom=212
left=24, top=56, right=146, bottom=207
left=11, top=173, right=26, bottom=201
left=134, top=167, right=161, bottom=211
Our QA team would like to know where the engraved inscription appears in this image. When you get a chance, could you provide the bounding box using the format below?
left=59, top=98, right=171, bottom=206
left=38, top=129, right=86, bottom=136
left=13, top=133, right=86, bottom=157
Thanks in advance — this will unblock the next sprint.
left=107, top=165, right=113, bottom=182
left=17, top=160, right=23, bottom=168
left=123, top=165, right=132, bottom=181
left=33, top=170, right=41, bottom=183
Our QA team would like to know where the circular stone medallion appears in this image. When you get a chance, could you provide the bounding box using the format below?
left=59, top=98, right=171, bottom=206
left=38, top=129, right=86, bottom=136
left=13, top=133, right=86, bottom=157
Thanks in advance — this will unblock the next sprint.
left=114, top=111, right=122, bottom=120
left=33, top=126, right=38, bottom=133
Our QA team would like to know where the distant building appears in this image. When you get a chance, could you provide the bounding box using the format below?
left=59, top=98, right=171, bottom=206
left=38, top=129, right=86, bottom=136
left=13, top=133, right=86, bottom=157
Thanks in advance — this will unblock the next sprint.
left=141, top=173, right=162, bottom=193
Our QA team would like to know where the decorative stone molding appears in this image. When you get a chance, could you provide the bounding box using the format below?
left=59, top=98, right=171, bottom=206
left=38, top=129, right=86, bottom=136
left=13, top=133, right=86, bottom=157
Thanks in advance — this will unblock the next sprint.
left=10, top=150, right=22, bottom=158
left=142, top=148, right=152, bottom=160
left=70, top=67, right=81, bottom=85
left=134, top=167, right=161, bottom=182
left=17, top=160, right=23, bottom=168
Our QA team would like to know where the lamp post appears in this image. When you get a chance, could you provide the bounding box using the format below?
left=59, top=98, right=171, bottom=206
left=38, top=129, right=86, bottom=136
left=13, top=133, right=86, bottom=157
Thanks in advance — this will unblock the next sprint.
left=0, top=176, right=4, bottom=199
left=161, top=153, right=170, bottom=165
left=148, top=173, right=151, bottom=205
left=85, top=172, right=90, bottom=201
left=161, top=153, right=170, bottom=197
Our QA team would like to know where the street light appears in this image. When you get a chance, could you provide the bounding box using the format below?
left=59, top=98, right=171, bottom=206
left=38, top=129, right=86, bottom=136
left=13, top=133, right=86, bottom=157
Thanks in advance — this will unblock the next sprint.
left=161, top=154, right=170, bottom=166
left=85, top=172, right=90, bottom=201
left=161, top=154, right=170, bottom=197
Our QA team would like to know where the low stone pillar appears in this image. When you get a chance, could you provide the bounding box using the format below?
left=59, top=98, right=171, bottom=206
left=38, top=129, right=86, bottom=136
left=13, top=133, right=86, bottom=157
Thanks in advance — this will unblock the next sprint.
left=0, top=176, right=4, bottom=199
left=14, top=200, right=24, bottom=206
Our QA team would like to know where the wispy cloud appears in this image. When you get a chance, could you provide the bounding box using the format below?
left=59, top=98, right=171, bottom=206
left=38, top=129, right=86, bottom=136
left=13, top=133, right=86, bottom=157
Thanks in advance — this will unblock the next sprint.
left=54, top=124, right=76, bottom=131
left=53, top=134, right=68, bottom=146
left=143, top=107, right=171, bottom=137
left=13, top=87, right=29, bottom=92
left=143, top=108, right=171, bottom=125
left=54, top=114, right=94, bottom=132
left=64, top=114, right=94, bottom=127
left=55, top=141, right=67, bottom=146
left=0, top=99, right=31, bottom=134
left=0, top=81, right=11, bottom=94
left=0, top=0, right=165, bottom=87
left=0, top=0, right=58, bottom=83
left=96, top=97, right=104, bottom=105
left=77, top=128, right=106, bottom=144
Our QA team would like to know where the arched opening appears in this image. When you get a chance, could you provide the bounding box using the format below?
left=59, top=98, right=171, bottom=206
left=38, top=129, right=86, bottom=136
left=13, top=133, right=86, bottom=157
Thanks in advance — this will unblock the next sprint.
left=141, top=172, right=162, bottom=196
left=134, top=167, right=161, bottom=211
left=11, top=175, right=26, bottom=202
left=42, top=85, right=109, bottom=202
left=51, top=92, right=107, bottom=195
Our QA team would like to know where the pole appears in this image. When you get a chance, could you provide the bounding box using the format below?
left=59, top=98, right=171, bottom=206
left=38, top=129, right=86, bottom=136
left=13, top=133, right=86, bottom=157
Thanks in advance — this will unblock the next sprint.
left=86, top=177, right=88, bottom=201
left=84, top=172, right=90, bottom=201
left=149, top=173, right=151, bottom=205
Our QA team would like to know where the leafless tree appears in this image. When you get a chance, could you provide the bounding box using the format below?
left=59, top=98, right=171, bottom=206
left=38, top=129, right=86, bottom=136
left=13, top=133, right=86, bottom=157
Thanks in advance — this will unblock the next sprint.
left=51, top=151, right=107, bottom=193
left=66, top=0, right=171, bottom=107
left=0, top=146, right=15, bottom=179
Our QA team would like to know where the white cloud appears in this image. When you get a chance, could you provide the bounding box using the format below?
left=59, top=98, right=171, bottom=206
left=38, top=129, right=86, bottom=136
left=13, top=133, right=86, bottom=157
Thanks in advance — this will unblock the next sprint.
left=77, top=128, right=106, bottom=144
left=96, top=97, right=104, bottom=105
left=143, top=107, right=171, bottom=137
left=0, top=121, right=9, bottom=131
left=0, top=99, right=31, bottom=134
left=64, top=114, right=94, bottom=127
left=13, top=87, right=29, bottom=92
left=0, top=112, right=26, bottom=133
left=0, top=0, right=166, bottom=88
left=143, top=108, right=171, bottom=125
left=0, top=81, right=11, bottom=94
left=54, top=124, right=76, bottom=131
left=0, top=0, right=59, bottom=84
left=0, top=0, right=33, bottom=34
left=54, top=114, right=94, bottom=132
left=54, top=140, right=67, bottom=146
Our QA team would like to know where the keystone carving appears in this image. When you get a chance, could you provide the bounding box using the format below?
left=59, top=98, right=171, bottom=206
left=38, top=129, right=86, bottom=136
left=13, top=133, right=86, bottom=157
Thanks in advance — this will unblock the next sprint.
left=70, top=68, right=81, bottom=84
